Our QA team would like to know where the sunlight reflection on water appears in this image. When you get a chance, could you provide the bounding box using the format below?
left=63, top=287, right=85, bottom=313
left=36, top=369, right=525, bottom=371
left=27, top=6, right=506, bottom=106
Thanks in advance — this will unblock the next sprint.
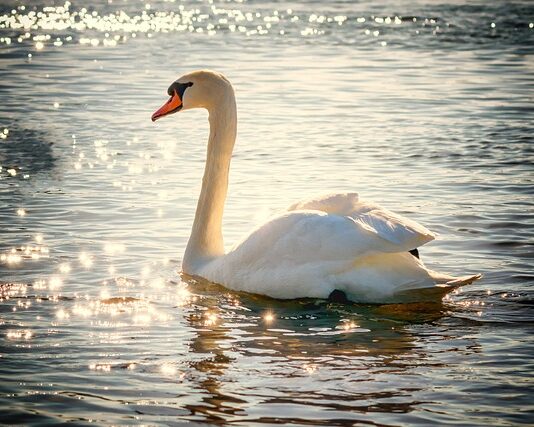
left=0, top=0, right=533, bottom=425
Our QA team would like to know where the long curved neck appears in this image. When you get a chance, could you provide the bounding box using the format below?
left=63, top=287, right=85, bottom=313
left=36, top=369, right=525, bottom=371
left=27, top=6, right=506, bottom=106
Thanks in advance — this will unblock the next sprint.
left=183, top=89, right=237, bottom=273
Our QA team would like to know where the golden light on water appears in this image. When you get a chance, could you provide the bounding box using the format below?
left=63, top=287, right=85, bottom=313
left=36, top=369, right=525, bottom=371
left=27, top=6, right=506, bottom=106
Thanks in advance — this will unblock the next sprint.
left=59, top=263, right=71, bottom=274
left=303, top=364, right=317, bottom=374
left=78, top=252, right=94, bottom=269
left=56, top=308, right=70, bottom=319
left=342, top=321, right=357, bottom=331
left=263, top=311, right=275, bottom=323
left=147, top=277, right=163, bottom=289
left=89, top=363, right=111, bottom=372
left=204, top=311, right=218, bottom=327
left=457, top=299, right=485, bottom=308
left=1, top=252, right=22, bottom=264
left=133, top=313, right=151, bottom=325
left=6, top=330, right=33, bottom=340
left=160, top=363, right=177, bottom=376
left=0, top=1, right=366, bottom=55
left=141, top=265, right=151, bottom=277
left=176, top=286, right=191, bottom=306
left=52, top=295, right=175, bottom=329
left=103, top=242, right=126, bottom=255
left=33, top=279, right=47, bottom=290
left=48, top=276, right=63, bottom=290
left=72, top=304, right=92, bottom=317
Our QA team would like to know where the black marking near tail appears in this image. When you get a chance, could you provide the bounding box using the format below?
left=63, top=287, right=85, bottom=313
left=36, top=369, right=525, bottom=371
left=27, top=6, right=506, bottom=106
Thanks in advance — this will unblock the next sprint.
left=328, top=289, right=350, bottom=304
left=409, top=248, right=420, bottom=259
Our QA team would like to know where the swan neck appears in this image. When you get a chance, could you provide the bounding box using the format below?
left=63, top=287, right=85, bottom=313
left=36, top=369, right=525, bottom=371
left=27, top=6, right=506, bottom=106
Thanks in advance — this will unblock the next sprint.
left=183, top=90, right=236, bottom=272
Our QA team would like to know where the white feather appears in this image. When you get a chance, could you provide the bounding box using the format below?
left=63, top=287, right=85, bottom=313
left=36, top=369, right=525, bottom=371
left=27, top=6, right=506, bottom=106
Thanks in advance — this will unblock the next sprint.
left=155, top=70, right=481, bottom=304
left=288, top=193, right=436, bottom=251
left=198, top=203, right=478, bottom=303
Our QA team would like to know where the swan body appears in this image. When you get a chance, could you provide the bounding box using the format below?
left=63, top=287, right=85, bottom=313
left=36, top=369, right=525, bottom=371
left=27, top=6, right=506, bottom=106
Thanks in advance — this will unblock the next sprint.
left=152, top=70, right=481, bottom=304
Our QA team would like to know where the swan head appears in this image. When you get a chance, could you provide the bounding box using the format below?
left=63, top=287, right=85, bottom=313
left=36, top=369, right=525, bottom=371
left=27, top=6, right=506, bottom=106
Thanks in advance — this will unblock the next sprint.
left=151, top=70, right=233, bottom=122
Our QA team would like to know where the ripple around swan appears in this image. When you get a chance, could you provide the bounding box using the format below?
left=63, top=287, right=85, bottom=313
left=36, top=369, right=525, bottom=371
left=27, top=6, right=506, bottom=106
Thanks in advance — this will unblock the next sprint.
left=1, top=0, right=533, bottom=425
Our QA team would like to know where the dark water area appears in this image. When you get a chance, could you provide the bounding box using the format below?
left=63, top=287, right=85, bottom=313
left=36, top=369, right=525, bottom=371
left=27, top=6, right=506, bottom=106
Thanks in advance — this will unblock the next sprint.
left=1, top=0, right=533, bottom=425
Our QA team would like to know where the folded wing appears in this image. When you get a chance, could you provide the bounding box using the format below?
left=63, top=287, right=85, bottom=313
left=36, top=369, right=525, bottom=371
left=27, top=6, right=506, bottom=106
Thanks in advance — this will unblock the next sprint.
left=288, top=192, right=435, bottom=253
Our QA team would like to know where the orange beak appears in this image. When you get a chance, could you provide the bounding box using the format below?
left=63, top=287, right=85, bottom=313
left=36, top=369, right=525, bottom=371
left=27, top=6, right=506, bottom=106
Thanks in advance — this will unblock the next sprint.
left=151, top=90, right=182, bottom=122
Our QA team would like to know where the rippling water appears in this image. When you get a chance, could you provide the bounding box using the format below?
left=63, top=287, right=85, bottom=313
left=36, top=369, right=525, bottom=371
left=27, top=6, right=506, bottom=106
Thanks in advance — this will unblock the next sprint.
left=1, top=0, right=533, bottom=425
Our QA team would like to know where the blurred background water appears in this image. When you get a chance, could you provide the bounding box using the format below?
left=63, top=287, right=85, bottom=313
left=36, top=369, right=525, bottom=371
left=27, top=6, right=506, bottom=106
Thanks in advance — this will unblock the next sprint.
left=0, top=0, right=533, bottom=425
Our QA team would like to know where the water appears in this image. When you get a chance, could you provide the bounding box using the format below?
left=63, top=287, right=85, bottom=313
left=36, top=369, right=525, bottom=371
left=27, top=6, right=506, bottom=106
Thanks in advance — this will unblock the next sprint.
left=1, top=0, right=533, bottom=425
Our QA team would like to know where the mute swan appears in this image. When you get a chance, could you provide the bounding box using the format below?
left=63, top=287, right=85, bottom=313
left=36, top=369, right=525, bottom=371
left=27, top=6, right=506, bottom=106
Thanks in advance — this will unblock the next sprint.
left=151, top=70, right=481, bottom=304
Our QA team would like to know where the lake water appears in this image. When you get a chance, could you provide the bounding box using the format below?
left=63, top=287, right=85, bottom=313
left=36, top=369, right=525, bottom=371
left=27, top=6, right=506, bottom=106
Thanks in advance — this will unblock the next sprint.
left=1, top=0, right=533, bottom=425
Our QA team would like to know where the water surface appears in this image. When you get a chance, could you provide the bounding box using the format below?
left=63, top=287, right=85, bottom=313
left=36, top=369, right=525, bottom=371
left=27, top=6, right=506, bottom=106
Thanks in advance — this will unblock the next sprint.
left=1, top=0, right=533, bottom=425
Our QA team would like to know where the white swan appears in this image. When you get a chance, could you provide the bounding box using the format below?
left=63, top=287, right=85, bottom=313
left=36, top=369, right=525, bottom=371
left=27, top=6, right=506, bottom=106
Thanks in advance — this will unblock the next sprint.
left=151, top=70, right=481, bottom=304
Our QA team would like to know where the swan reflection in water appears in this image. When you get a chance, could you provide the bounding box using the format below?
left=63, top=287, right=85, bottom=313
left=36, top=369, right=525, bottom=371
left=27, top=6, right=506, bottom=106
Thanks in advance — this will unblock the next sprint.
left=178, top=274, right=480, bottom=425
left=0, top=266, right=481, bottom=424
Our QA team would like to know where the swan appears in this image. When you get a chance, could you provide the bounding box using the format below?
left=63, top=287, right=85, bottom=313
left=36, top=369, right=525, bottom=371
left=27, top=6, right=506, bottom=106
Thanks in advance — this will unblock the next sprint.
left=151, top=70, right=481, bottom=304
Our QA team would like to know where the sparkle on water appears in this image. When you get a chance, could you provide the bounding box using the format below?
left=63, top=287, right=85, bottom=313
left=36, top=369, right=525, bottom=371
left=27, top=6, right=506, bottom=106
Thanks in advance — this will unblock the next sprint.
left=0, top=0, right=533, bottom=425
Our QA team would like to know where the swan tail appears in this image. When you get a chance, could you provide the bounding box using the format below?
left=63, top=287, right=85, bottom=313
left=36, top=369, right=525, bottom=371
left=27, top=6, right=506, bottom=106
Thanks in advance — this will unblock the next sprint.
left=444, top=273, right=483, bottom=286
left=387, top=265, right=483, bottom=303
left=394, top=272, right=482, bottom=303
left=428, top=269, right=483, bottom=286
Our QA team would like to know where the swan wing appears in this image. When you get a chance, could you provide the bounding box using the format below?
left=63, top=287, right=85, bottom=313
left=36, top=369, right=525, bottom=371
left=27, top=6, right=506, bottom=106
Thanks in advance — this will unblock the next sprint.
left=229, top=210, right=404, bottom=264
left=288, top=193, right=435, bottom=251
left=200, top=211, right=428, bottom=300
left=288, top=192, right=361, bottom=215
left=199, top=210, right=479, bottom=302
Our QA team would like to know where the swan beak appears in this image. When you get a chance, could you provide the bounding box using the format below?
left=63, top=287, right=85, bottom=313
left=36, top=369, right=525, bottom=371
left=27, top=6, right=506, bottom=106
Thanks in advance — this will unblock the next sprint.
left=151, top=90, right=182, bottom=122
